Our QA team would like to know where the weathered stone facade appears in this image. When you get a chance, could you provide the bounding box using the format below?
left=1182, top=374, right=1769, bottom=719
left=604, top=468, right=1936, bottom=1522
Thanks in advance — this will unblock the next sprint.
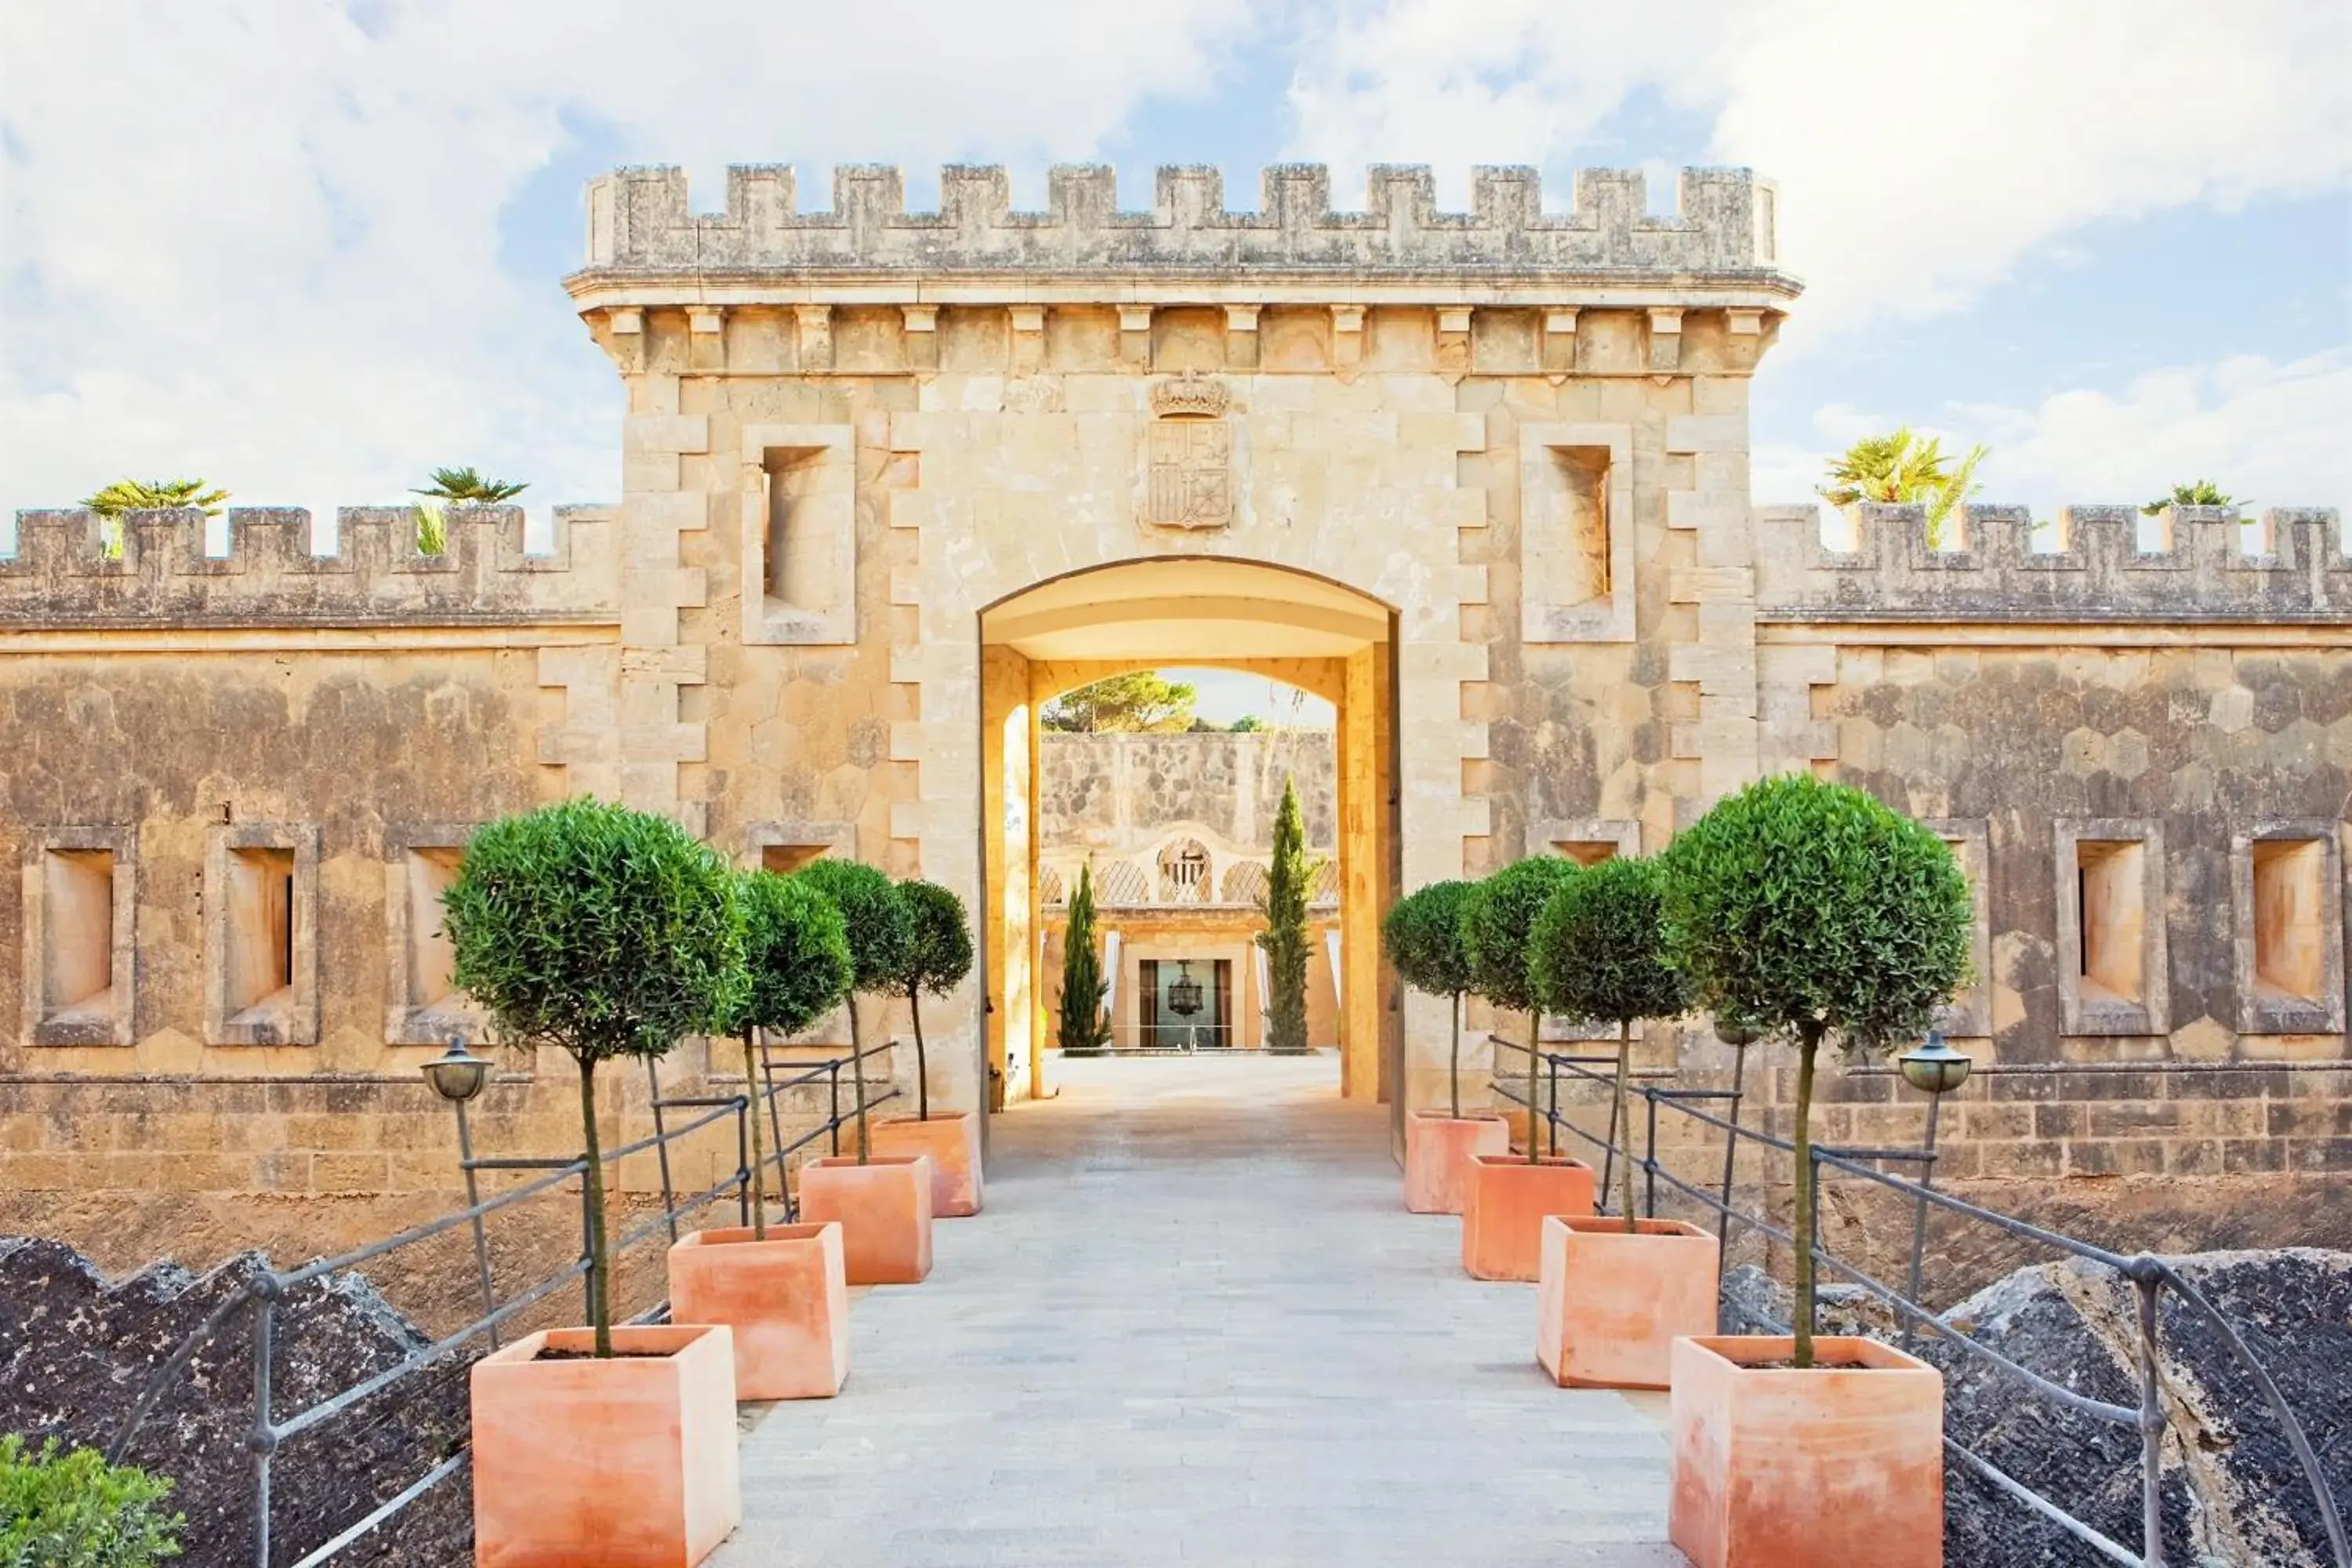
left=1, top=159, right=2344, bottom=1245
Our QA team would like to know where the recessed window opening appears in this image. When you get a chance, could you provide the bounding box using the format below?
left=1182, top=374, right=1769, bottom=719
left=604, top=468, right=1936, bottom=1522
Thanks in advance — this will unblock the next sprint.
left=760, top=843, right=829, bottom=875
left=2252, top=838, right=2326, bottom=1002
left=1552, top=839, right=1619, bottom=869
left=42, top=848, right=114, bottom=1017
left=1559, top=446, right=1611, bottom=604
left=404, top=847, right=463, bottom=1010
left=226, top=845, right=296, bottom=1014
left=2075, top=840, right=2145, bottom=1004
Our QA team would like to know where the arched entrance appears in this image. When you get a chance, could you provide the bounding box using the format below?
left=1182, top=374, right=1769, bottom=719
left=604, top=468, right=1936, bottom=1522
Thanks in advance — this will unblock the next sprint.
left=977, top=559, right=1400, bottom=1123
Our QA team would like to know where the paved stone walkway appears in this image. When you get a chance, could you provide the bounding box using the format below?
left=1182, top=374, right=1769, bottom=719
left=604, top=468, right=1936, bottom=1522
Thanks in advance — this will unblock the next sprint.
left=715, top=1054, right=1684, bottom=1566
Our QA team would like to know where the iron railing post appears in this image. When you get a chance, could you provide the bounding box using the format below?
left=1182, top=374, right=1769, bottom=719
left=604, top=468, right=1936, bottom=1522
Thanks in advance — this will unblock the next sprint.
left=829, top=1060, right=843, bottom=1157
left=2136, top=1274, right=2168, bottom=1568
left=1804, top=1148, right=1824, bottom=1342
left=1545, top=1053, right=1559, bottom=1158
left=249, top=1284, right=277, bottom=1568
left=645, top=1057, right=680, bottom=1244
left=1599, top=1069, right=1620, bottom=1209
left=758, top=1037, right=792, bottom=1221
left=735, top=1091, right=752, bottom=1229
left=452, top=1096, right=499, bottom=1349
left=1643, top=1087, right=1660, bottom=1219
left=578, top=1157, right=597, bottom=1326
left=1716, top=1046, right=1748, bottom=1265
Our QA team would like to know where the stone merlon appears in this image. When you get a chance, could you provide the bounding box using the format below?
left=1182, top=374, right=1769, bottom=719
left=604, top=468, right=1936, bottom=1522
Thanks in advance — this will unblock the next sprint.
left=568, top=162, right=1799, bottom=298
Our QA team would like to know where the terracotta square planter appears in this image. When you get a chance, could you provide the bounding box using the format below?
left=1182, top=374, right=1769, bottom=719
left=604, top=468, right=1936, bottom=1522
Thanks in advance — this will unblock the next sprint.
left=667, top=1222, right=850, bottom=1400
left=797, top=1153, right=935, bottom=1284
left=1403, top=1111, right=1509, bottom=1214
left=870, top=1112, right=984, bottom=1216
left=1460, top=1154, right=1596, bottom=1281
left=470, top=1323, right=741, bottom=1568
left=1669, top=1334, right=1944, bottom=1568
left=1535, top=1215, right=1719, bottom=1388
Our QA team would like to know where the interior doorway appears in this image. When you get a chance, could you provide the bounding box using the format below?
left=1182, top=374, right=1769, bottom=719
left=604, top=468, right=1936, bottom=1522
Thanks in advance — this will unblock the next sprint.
left=978, top=558, right=1400, bottom=1117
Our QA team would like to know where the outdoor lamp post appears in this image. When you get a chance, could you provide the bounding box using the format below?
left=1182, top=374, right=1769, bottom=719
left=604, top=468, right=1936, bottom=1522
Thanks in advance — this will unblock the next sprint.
left=1896, top=1030, right=1974, bottom=1345
left=422, top=1037, right=501, bottom=1345
left=1167, top=960, right=1203, bottom=1050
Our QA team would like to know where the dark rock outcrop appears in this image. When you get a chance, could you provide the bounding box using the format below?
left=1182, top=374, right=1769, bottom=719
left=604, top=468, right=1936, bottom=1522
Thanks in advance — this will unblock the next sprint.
left=1717, top=1250, right=2351, bottom=1566
left=0, top=1236, right=471, bottom=1566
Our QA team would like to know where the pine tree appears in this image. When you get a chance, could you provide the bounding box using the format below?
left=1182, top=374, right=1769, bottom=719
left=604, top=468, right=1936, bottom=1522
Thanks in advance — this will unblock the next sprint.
left=1057, top=862, right=1112, bottom=1053
left=1259, top=777, right=1315, bottom=1054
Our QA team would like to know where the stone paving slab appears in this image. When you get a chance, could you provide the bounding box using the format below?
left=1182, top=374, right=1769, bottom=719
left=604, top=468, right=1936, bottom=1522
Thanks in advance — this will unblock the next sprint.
left=712, top=1055, right=1686, bottom=1567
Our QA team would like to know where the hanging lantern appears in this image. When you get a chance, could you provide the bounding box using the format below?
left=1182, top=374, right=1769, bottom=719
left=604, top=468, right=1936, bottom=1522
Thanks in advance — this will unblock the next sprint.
left=1167, top=960, right=1204, bottom=1017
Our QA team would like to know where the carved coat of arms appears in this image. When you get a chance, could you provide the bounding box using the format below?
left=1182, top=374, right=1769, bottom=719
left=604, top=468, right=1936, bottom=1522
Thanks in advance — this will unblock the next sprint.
left=1145, top=372, right=1232, bottom=531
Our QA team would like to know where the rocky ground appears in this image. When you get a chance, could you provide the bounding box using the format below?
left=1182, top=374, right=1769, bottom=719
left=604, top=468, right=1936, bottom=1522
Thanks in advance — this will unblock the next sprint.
left=1722, top=1248, right=2351, bottom=1566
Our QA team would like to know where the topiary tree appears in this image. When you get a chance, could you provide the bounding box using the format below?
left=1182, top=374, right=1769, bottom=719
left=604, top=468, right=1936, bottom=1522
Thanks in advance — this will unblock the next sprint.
left=720, top=871, right=853, bottom=1236
left=889, top=879, right=975, bottom=1120
left=443, top=799, right=744, bottom=1359
left=791, top=858, right=913, bottom=1164
left=1528, top=856, right=1689, bottom=1231
left=1057, top=861, right=1112, bottom=1053
left=1258, top=777, right=1316, bottom=1054
left=1381, top=880, right=1479, bottom=1119
left=1464, top=856, right=1583, bottom=1163
left=0, top=1436, right=182, bottom=1566
left=1659, top=774, right=1969, bottom=1367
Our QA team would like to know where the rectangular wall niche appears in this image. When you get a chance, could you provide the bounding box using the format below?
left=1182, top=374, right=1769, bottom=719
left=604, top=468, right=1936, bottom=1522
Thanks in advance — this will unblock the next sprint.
left=746, top=821, right=856, bottom=1049
left=386, top=831, right=482, bottom=1045
left=1927, top=819, right=1993, bottom=1038
left=2056, top=820, right=2167, bottom=1037
left=20, top=828, right=136, bottom=1046
left=742, top=425, right=855, bottom=645
left=1520, top=425, right=1634, bottom=643
left=2231, top=824, right=2344, bottom=1036
left=205, top=825, right=320, bottom=1046
left=1534, top=820, right=1640, bottom=1040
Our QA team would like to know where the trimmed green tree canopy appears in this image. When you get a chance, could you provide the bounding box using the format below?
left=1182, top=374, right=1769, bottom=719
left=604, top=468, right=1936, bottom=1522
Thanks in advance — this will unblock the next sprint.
left=1463, top=856, right=1581, bottom=1014
left=892, top=879, right=975, bottom=1000
left=1527, top=856, right=1687, bottom=1026
left=1659, top=773, right=1970, bottom=1058
left=443, top=798, right=744, bottom=1062
left=1381, top=880, right=1478, bottom=999
left=726, top=870, right=854, bottom=1039
left=793, top=858, right=913, bottom=998
left=0, top=1436, right=181, bottom=1566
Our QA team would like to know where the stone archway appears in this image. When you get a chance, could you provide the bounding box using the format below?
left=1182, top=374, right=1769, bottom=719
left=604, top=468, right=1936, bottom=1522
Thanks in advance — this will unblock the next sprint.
left=974, top=559, right=1404, bottom=1117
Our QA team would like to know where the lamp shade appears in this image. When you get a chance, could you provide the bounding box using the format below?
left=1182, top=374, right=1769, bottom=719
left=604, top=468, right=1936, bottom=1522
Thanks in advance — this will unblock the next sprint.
left=1897, top=1032, right=1973, bottom=1096
left=422, top=1038, right=492, bottom=1103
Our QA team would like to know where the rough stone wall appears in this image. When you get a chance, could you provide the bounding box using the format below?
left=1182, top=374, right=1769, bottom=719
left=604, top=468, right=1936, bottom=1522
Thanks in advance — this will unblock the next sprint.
left=1037, top=731, right=1338, bottom=852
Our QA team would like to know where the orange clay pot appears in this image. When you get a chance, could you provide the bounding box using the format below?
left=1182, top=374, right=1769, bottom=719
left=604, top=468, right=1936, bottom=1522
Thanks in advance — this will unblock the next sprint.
left=470, top=1323, right=741, bottom=1568
left=870, top=1112, right=985, bottom=1216
left=1535, top=1215, right=1719, bottom=1388
left=1668, top=1334, right=1944, bottom=1568
left=1460, top=1153, right=1596, bottom=1280
left=796, top=1153, right=935, bottom=1284
left=667, top=1222, right=850, bottom=1400
left=1403, top=1111, right=1509, bottom=1214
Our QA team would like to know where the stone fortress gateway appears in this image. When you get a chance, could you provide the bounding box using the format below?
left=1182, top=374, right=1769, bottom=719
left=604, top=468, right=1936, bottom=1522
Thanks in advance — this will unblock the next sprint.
left=2, top=162, right=2347, bottom=1227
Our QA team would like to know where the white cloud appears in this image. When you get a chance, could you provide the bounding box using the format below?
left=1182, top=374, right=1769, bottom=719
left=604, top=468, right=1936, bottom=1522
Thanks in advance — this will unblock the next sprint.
left=1752, top=350, right=2352, bottom=518
left=0, top=0, right=1256, bottom=518
left=1286, top=0, right=2352, bottom=336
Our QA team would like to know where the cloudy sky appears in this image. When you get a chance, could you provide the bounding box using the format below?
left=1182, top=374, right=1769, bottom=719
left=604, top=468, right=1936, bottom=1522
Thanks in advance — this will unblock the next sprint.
left=2, top=0, right=2347, bottom=548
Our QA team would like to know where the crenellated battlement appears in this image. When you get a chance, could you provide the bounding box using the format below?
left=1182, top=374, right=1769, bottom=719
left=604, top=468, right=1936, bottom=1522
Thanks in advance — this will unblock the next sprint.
left=574, top=162, right=1791, bottom=285
left=1757, top=502, right=2351, bottom=622
left=0, top=504, right=618, bottom=629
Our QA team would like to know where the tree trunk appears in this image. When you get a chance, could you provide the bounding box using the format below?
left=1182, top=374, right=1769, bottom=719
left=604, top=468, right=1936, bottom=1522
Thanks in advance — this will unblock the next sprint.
left=1791, top=1024, right=1821, bottom=1370
left=576, top=1056, right=612, bottom=1358
left=1526, top=1014, right=1541, bottom=1164
left=1615, top=1019, right=1637, bottom=1234
left=741, top=1027, right=768, bottom=1239
left=1448, top=991, right=1462, bottom=1121
left=909, top=984, right=929, bottom=1121
left=849, top=997, right=871, bottom=1164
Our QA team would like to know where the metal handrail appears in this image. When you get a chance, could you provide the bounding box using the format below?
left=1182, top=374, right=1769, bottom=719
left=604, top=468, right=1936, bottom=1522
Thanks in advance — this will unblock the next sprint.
left=1498, top=1043, right=2350, bottom=1568
left=107, top=1042, right=891, bottom=1567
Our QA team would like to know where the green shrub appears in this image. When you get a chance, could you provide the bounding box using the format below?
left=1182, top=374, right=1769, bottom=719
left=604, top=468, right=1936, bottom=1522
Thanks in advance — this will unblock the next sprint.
left=1056, top=862, right=1112, bottom=1054
left=886, top=880, right=975, bottom=1121
left=1463, top=857, right=1582, bottom=1161
left=792, top=859, right=913, bottom=1161
left=1527, top=856, right=1688, bottom=1228
left=1257, top=779, right=1317, bottom=1054
left=1659, top=774, right=1969, bottom=1364
left=443, top=798, right=744, bottom=1354
left=1381, top=880, right=1479, bottom=1118
left=723, top=871, right=854, bottom=1234
left=0, top=1436, right=182, bottom=1566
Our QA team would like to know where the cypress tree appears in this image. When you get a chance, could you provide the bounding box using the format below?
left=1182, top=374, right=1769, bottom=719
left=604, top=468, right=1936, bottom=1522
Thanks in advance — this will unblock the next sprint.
left=1057, top=862, right=1112, bottom=1053
left=1259, top=777, right=1315, bottom=1054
